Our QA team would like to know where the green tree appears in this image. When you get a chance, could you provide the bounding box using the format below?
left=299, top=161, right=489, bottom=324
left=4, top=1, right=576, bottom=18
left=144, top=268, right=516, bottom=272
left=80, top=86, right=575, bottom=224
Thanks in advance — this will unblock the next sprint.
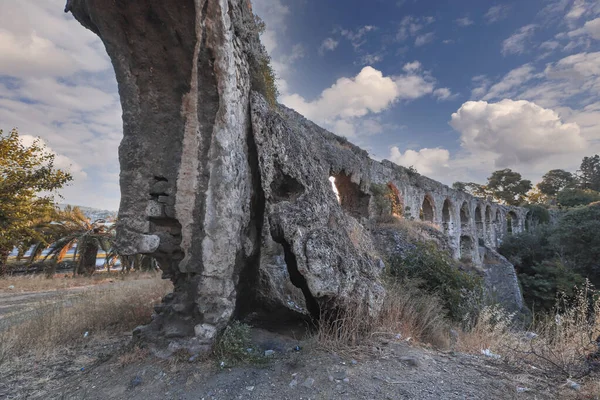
left=578, top=154, right=600, bottom=191
left=486, top=169, right=532, bottom=206
left=551, top=202, right=600, bottom=286
left=0, top=128, right=72, bottom=275
left=536, top=169, right=575, bottom=198
left=452, top=181, right=488, bottom=197
left=556, top=188, right=600, bottom=207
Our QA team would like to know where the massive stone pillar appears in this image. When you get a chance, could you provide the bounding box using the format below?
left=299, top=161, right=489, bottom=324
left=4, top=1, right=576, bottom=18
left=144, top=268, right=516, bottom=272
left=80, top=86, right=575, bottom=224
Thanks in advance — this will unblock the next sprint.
left=66, top=0, right=264, bottom=348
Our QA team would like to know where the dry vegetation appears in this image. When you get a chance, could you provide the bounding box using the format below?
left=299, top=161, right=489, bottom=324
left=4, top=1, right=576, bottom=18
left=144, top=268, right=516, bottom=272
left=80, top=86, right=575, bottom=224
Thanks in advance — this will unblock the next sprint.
left=459, top=282, right=600, bottom=379
left=316, top=280, right=452, bottom=355
left=0, top=271, right=160, bottom=293
left=0, top=275, right=172, bottom=361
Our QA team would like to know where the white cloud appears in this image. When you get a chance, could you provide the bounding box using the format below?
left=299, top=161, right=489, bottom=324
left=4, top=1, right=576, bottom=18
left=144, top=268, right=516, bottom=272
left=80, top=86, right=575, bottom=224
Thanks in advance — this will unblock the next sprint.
left=470, top=75, right=490, bottom=98
left=18, top=134, right=87, bottom=180
left=502, top=24, right=536, bottom=55
left=281, top=65, right=437, bottom=139
left=340, top=25, right=377, bottom=50
left=433, top=87, right=453, bottom=101
left=415, top=32, right=435, bottom=47
left=319, top=38, right=339, bottom=54
left=0, top=0, right=122, bottom=209
left=389, top=147, right=450, bottom=175
left=568, top=17, right=600, bottom=40
left=396, top=16, right=435, bottom=42
left=485, top=5, right=511, bottom=23
left=455, top=17, right=474, bottom=27
left=402, top=61, right=422, bottom=72
left=450, top=100, right=585, bottom=167
left=482, top=64, right=540, bottom=101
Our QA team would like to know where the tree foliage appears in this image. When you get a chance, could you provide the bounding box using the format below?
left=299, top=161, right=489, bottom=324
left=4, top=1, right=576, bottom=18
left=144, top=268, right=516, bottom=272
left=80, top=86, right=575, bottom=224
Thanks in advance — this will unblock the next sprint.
left=499, top=203, right=600, bottom=310
left=452, top=181, right=487, bottom=197
left=536, top=169, right=575, bottom=197
left=0, top=128, right=72, bottom=274
left=387, top=241, right=484, bottom=321
left=486, top=169, right=532, bottom=206
left=556, top=188, right=600, bottom=207
left=551, top=202, right=600, bottom=282
left=578, top=154, right=600, bottom=191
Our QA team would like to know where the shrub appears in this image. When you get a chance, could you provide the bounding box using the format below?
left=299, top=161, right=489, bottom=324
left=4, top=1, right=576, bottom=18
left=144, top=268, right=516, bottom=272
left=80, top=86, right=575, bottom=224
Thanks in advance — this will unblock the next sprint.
left=524, top=203, right=550, bottom=224
left=557, top=188, right=600, bottom=207
left=213, top=321, right=265, bottom=366
left=518, top=260, right=585, bottom=311
left=552, top=202, right=600, bottom=286
left=386, top=241, right=484, bottom=321
left=459, top=281, right=600, bottom=381
left=370, top=183, right=403, bottom=217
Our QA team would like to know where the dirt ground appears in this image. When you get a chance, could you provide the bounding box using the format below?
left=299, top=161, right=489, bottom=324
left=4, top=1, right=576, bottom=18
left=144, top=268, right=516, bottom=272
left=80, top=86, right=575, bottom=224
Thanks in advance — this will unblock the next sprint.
left=0, top=283, right=594, bottom=400
left=2, top=327, right=580, bottom=400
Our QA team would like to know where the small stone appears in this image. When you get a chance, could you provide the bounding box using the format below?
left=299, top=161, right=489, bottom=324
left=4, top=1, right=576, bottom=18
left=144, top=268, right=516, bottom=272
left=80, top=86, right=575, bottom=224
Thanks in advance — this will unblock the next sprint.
left=332, top=370, right=347, bottom=380
left=289, top=379, right=298, bottom=388
left=8, top=285, right=15, bottom=290
left=351, top=359, right=357, bottom=365
left=567, top=379, right=581, bottom=391
left=245, top=386, right=254, bottom=391
left=188, top=354, right=198, bottom=362
left=343, top=378, right=350, bottom=383
left=194, top=323, right=217, bottom=341
left=400, top=356, right=421, bottom=367
left=302, top=377, right=315, bottom=388
left=328, top=375, right=334, bottom=382
left=264, top=350, right=275, bottom=357
left=130, top=376, right=143, bottom=388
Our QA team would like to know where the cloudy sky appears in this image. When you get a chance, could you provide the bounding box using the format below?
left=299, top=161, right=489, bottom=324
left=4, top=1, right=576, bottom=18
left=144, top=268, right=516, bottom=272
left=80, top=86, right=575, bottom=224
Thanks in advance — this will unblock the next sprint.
left=1, top=0, right=599, bottom=210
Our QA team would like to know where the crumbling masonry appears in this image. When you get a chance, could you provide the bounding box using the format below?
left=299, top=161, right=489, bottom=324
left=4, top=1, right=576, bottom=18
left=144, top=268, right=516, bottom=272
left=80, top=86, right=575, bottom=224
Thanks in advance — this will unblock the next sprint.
left=66, top=0, right=527, bottom=352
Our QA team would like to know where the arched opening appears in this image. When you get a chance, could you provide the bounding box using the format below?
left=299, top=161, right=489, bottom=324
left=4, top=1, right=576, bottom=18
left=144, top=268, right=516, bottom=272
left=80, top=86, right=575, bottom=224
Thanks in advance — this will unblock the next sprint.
left=460, top=202, right=469, bottom=230
left=475, top=206, right=484, bottom=245
left=330, top=173, right=370, bottom=220
left=420, top=195, right=435, bottom=222
left=507, top=211, right=518, bottom=234
left=460, top=236, right=473, bottom=262
left=484, top=206, right=493, bottom=246
left=442, top=198, right=452, bottom=234
left=387, top=182, right=404, bottom=216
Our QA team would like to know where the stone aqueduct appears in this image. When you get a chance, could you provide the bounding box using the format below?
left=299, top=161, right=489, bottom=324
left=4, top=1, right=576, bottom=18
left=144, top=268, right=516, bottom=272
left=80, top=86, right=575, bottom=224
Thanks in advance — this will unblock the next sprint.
left=331, top=158, right=529, bottom=266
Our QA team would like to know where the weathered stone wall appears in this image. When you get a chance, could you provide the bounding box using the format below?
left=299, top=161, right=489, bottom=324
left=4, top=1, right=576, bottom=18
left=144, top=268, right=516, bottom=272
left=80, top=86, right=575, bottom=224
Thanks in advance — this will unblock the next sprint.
left=66, top=0, right=527, bottom=352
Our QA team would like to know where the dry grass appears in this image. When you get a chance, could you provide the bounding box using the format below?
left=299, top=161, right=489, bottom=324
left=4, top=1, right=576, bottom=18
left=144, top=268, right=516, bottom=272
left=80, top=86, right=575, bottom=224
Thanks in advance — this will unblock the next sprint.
left=376, top=281, right=451, bottom=348
left=0, top=271, right=159, bottom=293
left=0, top=276, right=172, bottom=361
left=117, top=345, right=150, bottom=367
left=459, top=281, right=600, bottom=380
left=316, top=280, right=451, bottom=353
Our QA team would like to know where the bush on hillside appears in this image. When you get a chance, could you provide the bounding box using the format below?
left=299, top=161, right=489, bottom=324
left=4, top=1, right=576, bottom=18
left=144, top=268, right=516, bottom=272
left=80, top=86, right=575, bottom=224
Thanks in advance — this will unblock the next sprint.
left=552, top=202, right=600, bottom=286
left=386, top=241, right=484, bottom=321
left=556, top=188, right=600, bottom=207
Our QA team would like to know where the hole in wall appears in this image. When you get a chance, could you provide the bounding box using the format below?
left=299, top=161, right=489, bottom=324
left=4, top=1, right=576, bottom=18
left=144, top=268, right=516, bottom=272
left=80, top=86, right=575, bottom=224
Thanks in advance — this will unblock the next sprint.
left=330, top=172, right=370, bottom=219
left=420, top=195, right=435, bottom=222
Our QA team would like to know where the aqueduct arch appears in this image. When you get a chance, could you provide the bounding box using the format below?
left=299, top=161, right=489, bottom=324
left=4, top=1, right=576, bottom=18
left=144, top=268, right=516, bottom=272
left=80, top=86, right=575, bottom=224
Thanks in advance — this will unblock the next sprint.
left=442, top=198, right=453, bottom=234
left=420, top=195, right=435, bottom=223
left=460, top=202, right=470, bottom=230
left=507, top=211, right=518, bottom=234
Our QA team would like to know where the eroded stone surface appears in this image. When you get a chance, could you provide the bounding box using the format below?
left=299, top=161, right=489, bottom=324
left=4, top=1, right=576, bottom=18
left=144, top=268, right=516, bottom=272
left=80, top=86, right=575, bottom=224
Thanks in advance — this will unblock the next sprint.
left=66, top=0, right=528, bottom=351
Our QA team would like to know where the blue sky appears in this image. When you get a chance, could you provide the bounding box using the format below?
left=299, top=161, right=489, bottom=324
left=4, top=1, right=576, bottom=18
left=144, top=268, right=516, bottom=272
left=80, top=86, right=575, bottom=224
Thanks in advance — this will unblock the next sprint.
left=1, top=0, right=599, bottom=210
